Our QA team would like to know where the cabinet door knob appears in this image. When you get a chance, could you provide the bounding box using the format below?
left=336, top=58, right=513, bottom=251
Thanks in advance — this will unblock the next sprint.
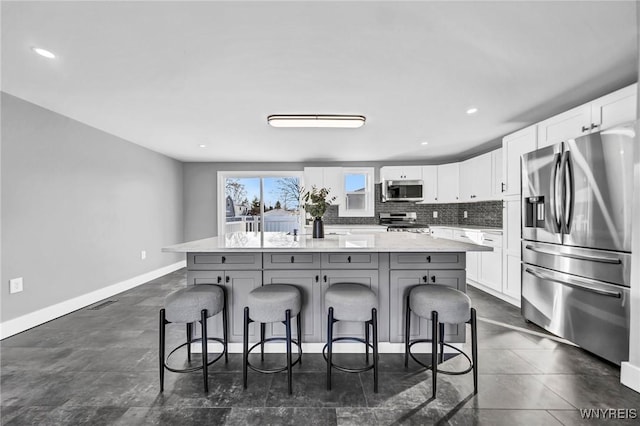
left=581, top=125, right=590, bottom=132
left=290, top=256, right=295, bottom=263
left=315, top=275, right=319, bottom=282
left=221, top=256, right=226, bottom=264
left=422, top=275, right=428, bottom=283
left=426, top=255, right=431, bottom=263
left=431, top=275, right=436, bottom=283
left=501, top=182, right=506, bottom=193
left=347, top=256, right=351, bottom=263
left=225, top=275, right=230, bottom=283
left=217, top=276, right=222, bottom=284
left=591, top=123, right=599, bottom=130
left=323, top=275, right=327, bottom=282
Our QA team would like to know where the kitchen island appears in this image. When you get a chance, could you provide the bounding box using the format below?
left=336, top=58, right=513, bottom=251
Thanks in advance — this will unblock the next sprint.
left=163, top=232, right=491, bottom=352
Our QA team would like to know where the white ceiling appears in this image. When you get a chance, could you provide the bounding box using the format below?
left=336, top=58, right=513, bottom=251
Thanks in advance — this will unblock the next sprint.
left=2, top=1, right=637, bottom=163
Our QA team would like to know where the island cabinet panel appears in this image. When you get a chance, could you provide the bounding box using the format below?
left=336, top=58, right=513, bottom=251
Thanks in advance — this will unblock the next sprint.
left=188, top=270, right=262, bottom=342
left=263, top=252, right=321, bottom=270
left=321, top=252, right=379, bottom=269
left=263, top=270, right=322, bottom=342
left=322, top=269, right=380, bottom=339
left=188, top=253, right=262, bottom=270
left=388, top=270, right=465, bottom=344
left=390, top=252, right=465, bottom=270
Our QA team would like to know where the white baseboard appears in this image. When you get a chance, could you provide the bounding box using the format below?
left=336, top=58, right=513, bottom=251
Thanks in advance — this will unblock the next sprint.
left=0, top=260, right=186, bottom=340
left=621, top=362, right=640, bottom=393
left=191, top=341, right=463, bottom=354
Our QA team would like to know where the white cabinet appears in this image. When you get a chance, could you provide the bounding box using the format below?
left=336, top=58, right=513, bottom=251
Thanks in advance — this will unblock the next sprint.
left=303, top=167, right=344, bottom=206
left=420, top=165, right=438, bottom=203
left=537, top=83, right=637, bottom=149
left=430, top=227, right=454, bottom=239
left=436, top=163, right=459, bottom=203
left=478, top=233, right=503, bottom=293
left=502, top=125, right=537, bottom=197
left=502, top=196, right=522, bottom=303
left=452, top=229, right=482, bottom=283
left=380, top=166, right=422, bottom=181
left=491, top=148, right=503, bottom=199
left=459, top=153, right=492, bottom=202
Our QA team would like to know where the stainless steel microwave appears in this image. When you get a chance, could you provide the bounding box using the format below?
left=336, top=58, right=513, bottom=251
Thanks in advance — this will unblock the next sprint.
left=382, top=180, right=424, bottom=202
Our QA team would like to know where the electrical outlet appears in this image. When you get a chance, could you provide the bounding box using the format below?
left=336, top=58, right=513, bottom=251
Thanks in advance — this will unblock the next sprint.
left=140, top=250, right=147, bottom=260
left=9, top=277, right=23, bottom=294
left=433, top=211, right=438, bottom=218
left=464, top=211, right=468, bottom=218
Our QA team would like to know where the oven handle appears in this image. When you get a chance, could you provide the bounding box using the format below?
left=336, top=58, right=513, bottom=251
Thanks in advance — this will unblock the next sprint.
left=524, top=245, right=622, bottom=264
left=524, top=268, right=622, bottom=298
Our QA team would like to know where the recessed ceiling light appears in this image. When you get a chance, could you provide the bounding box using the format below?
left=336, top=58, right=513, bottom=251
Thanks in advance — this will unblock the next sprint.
left=267, top=114, right=366, bottom=128
left=421, top=141, right=429, bottom=145
left=31, top=47, right=56, bottom=59
left=466, top=107, right=478, bottom=115
left=199, top=144, right=207, bottom=148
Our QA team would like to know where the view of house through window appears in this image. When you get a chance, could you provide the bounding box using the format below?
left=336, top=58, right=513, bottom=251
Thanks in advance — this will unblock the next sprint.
left=223, top=174, right=302, bottom=235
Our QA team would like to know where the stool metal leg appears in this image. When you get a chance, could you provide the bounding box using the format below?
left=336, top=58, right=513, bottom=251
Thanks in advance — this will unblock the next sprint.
left=159, top=309, right=166, bottom=392
left=404, top=295, right=411, bottom=368
left=365, top=320, right=370, bottom=363
left=260, top=323, right=266, bottom=361
left=431, top=310, right=438, bottom=399
left=243, top=307, right=250, bottom=389
left=327, top=307, right=334, bottom=391
left=285, top=309, right=293, bottom=395
left=186, top=322, right=192, bottom=363
left=372, top=308, right=379, bottom=394
left=471, top=307, right=478, bottom=394
left=201, top=309, right=209, bottom=393
left=222, top=287, right=229, bottom=363
left=296, top=313, right=302, bottom=365
left=439, top=323, right=445, bottom=364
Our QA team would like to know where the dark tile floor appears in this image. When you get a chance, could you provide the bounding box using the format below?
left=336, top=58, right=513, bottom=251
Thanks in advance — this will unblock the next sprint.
left=2, top=269, right=639, bottom=425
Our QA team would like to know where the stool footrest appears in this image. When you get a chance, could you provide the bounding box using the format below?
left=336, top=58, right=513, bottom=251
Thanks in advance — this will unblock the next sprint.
left=323, top=337, right=376, bottom=374
left=406, top=339, right=474, bottom=375
left=164, top=337, right=227, bottom=374
left=246, top=337, right=302, bottom=374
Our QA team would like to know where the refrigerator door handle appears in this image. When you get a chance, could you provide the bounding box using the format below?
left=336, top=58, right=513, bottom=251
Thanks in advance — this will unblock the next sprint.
left=561, top=150, right=574, bottom=233
left=524, top=244, right=623, bottom=264
left=552, top=152, right=563, bottom=233
left=524, top=268, right=622, bottom=298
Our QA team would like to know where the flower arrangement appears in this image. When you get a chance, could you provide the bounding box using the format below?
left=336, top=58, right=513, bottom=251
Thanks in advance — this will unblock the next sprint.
left=301, top=186, right=336, bottom=219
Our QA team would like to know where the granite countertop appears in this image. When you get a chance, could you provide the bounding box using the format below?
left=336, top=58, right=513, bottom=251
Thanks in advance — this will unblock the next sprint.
left=162, top=232, right=492, bottom=253
left=429, top=225, right=503, bottom=234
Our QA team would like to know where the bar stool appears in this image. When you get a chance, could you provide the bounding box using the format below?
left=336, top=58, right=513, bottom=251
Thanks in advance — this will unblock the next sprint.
left=324, top=283, right=378, bottom=393
left=243, top=284, right=302, bottom=394
left=159, top=284, right=228, bottom=393
left=404, top=285, right=478, bottom=398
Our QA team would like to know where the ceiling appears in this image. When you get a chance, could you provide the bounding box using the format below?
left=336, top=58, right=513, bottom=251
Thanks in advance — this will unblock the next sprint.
left=2, top=1, right=638, bottom=163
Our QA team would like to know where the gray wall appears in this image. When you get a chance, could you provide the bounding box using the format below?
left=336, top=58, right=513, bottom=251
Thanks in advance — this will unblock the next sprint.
left=1, top=93, right=184, bottom=322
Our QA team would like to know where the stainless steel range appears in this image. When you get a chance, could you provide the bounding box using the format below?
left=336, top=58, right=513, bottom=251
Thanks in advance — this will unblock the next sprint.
left=379, top=212, right=430, bottom=233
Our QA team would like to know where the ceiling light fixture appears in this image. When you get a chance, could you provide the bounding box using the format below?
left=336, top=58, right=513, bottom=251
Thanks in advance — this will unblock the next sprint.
left=466, top=107, right=478, bottom=115
left=421, top=141, right=429, bottom=145
left=267, top=114, right=366, bottom=128
left=199, top=144, right=207, bottom=148
left=31, top=47, right=56, bottom=59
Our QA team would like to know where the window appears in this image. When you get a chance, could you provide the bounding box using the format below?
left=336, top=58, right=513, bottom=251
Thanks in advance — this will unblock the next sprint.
left=339, top=167, right=374, bottom=217
left=218, top=171, right=303, bottom=236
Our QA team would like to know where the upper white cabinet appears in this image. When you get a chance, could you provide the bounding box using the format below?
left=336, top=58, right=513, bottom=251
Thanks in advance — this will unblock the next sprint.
left=491, top=148, right=503, bottom=199
left=502, top=125, right=537, bottom=197
left=380, top=166, right=422, bottom=181
left=421, top=165, right=438, bottom=203
left=459, top=152, right=492, bottom=202
left=537, top=83, right=637, bottom=149
left=303, top=167, right=344, bottom=206
left=436, top=163, right=459, bottom=203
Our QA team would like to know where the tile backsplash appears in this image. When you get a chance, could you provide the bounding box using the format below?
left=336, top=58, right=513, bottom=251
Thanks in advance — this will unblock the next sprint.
left=324, top=184, right=503, bottom=228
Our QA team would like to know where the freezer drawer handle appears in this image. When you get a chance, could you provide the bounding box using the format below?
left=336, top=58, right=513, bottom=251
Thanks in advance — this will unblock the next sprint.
left=525, top=245, right=622, bottom=264
left=524, top=268, right=622, bottom=298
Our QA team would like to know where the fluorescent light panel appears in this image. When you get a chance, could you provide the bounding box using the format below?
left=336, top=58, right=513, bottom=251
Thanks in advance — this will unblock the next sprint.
left=268, top=114, right=366, bottom=128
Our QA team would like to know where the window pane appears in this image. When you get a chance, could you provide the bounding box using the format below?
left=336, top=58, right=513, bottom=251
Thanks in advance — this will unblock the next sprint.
left=345, top=174, right=366, bottom=192
left=346, top=193, right=366, bottom=210
left=225, top=177, right=260, bottom=233
left=263, top=177, right=302, bottom=233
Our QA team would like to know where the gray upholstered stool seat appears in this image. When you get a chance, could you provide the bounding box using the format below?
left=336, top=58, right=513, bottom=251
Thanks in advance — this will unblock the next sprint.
left=165, top=285, right=224, bottom=323
left=247, top=284, right=301, bottom=323
left=325, top=283, right=377, bottom=322
left=409, top=285, right=471, bottom=324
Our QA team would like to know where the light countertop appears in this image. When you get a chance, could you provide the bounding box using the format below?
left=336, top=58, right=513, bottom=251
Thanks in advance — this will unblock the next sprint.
left=429, top=225, right=503, bottom=234
left=162, top=232, right=492, bottom=253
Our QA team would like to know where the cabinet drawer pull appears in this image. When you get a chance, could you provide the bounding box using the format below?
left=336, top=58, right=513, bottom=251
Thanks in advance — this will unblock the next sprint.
left=426, top=255, right=431, bottom=263
left=581, top=125, right=590, bottom=132
left=225, top=276, right=230, bottom=283
left=290, top=256, right=295, bottom=263
left=501, top=182, right=505, bottom=193
left=221, top=256, right=226, bottom=264
left=484, top=238, right=494, bottom=242
left=347, top=256, right=351, bottom=263
left=590, top=123, right=599, bottom=130
left=431, top=276, right=436, bottom=283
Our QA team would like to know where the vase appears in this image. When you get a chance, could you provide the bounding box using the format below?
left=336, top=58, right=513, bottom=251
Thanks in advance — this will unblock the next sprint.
left=312, top=217, right=324, bottom=238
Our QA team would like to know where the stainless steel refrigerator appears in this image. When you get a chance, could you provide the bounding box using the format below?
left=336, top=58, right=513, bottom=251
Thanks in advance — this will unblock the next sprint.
left=521, top=122, right=634, bottom=365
